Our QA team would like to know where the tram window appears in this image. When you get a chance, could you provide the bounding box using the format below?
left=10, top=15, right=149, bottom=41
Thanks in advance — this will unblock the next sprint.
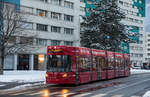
left=79, top=57, right=90, bottom=72
left=108, top=58, right=114, bottom=70
left=121, top=59, right=125, bottom=70
left=47, top=55, right=72, bottom=72
left=116, top=58, right=120, bottom=69
left=117, top=58, right=122, bottom=70
left=101, top=57, right=106, bottom=71
left=93, top=56, right=97, bottom=71
left=125, top=59, right=130, bottom=70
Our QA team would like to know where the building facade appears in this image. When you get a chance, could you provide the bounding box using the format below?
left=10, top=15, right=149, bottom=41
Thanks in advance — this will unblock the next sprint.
left=81, top=0, right=145, bottom=67
left=143, top=33, right=150, bottom=65
left=2, top=0, right=146, bottom=70
left=118, top=0, right=145, bottom=67
left=3, top=0, right=81, bottom=70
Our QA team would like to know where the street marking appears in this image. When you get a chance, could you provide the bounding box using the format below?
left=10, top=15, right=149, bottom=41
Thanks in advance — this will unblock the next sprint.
left=105, top=79, right=150, bottom=94
left=11, top=91, right=34, bottom=96
left=49, top=92, right=59, bottom=96
left=57, top=92, right=75, bottom=97
left=131, top=96, right=141, bottom=97
left=143, top=91, right=150, bottom=97
left=28, top=91, right=43, bottom=96
left=111, top=95, right=123, bottom=97
left=91, top=93, right=106, bottom=97
left=74, top=93, right=92, bottom=97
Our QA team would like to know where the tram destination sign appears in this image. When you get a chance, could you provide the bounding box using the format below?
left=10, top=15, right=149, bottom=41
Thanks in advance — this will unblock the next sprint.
left=48, top=49, right=64, bottom=53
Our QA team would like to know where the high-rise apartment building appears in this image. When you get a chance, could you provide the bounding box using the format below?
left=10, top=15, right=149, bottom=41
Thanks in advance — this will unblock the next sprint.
left=118, top=0, right=145, bottom=67
left=80, top=0, right=145, bottom=67
left=2, top=0, right=81, bottom=70
left=1, top=0, right=145, bottom=70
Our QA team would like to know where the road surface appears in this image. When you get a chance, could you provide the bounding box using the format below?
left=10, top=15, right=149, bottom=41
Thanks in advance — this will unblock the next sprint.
left=1, top=73, right=150, bottom=97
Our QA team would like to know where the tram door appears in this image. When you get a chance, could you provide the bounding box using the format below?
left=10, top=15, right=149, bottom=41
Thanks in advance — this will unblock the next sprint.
left=96, top=57, right=100, bottom=80
left=76, top=56, right=79, bottom=85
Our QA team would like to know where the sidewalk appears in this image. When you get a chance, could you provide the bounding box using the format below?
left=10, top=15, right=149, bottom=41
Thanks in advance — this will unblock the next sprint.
left=0, top=81, right=45, bottom=91
left=0, top=71, right=46, bottom=94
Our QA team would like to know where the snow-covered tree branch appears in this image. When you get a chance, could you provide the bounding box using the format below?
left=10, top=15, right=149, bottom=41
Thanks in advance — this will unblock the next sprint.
left=81, top=0, right=137, bottom=51
left=0, top=1, right=36, bottom=74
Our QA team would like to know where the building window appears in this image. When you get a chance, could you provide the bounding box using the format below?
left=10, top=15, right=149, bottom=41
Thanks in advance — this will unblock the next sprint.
left=20, top=22, right=33, bottom=30
left=119, top=1, right=123, bottom=5
left=80, top=0, right=85, bottom=3
left=51, top=26, right=61, bottom=33
left=64, top=41, right=73, bottom=46
left=51, top=12, right=61, bottom=20
left=64, top=28, right=74, bottom=35
left=21, top=6, right=33, bottom=14
left=20, top=37, right=33, bottom=45
left=51, top=40, right=61, bottom=46
left=148, top=49, right=150, bottom=51
left=37, top=39, right=47, bottom=46
left=50, top=0, right=61, bottom=6
left=64, top=1, right=74, bottom=9
left=37, top=9, right=48, bottom=17
left=8, top=36, right=16, bottom=44
left=37, top=24, right=48, bottom=31
left=80, top=7, right=85, bottom=12
left=148, top=53, right=150, bottom=56
left=64, top=14, right=73, bottom=22
left=39, top=0, right=48, bottom=3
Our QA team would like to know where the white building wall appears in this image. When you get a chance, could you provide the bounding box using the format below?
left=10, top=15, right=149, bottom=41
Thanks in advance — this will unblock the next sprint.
left=118, top=0, right=145, bottom=67
left=4, top=0, right=81, bottom=70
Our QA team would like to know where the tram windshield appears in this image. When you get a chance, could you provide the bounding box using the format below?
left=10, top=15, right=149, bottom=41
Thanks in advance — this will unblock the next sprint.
left=47, top=55, right=72, bottom=72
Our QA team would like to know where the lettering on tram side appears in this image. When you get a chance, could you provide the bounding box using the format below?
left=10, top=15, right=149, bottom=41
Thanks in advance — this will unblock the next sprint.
left=92, top=51, right=105, bottom=55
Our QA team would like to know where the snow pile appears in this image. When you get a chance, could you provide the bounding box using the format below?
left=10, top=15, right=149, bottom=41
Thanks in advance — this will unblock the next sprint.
left=0, top=84, right=6, bottom=87
left=143, top=91, right=150, bottom=97
left=0, top=69, right=150, bottom=83
left=6, top=82, right=45, bottom=91
left=0, top=71, right=46, bottom=82
left=131, top=69, right=150, bottom=74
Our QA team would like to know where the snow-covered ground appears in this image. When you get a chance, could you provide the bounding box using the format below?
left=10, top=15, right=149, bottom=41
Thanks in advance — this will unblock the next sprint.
left=0, top=69, right=150, bottom=83
left=131, top=69, right=150, bottom=74
left=0, top=69, right=150, bottom=93
left=0, top=71, right=46, bottom=83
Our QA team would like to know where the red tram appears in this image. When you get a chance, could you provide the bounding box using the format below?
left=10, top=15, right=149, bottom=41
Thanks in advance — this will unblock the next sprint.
left=46, top=46, right=130, bottom=84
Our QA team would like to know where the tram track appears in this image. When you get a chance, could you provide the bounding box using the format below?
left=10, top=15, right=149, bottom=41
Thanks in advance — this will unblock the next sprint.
left=1, top=73, right=150, bottom=97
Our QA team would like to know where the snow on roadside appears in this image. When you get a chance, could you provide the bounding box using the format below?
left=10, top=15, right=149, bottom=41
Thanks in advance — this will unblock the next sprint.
left=131, top=69, right=150, bottom=74
left=0, top=71, right=46, bottom=83
left=143, top=91, right=150, bottom=97
left=0, top=84, right=6, bottom=87
left=0, top=69, right=150, bottom=83
left=6, top=82, right=45, bottom=91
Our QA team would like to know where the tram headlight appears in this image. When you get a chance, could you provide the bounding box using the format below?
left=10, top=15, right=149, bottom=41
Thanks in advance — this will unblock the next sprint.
left=46, top=74, right=48, bottom=78
left=62, top=73, right=68, bottom=78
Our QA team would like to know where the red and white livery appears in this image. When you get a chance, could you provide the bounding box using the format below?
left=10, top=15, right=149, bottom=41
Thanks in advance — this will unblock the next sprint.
left=46, top=46, right=130, bottom=84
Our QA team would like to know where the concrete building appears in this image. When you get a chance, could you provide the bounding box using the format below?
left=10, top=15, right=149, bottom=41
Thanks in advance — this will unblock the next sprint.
left=143, top=33, right=150, bottom=65
left=81, top=0, right=146, bottom=67
left=118, top=0, right=146, bottom=67
left=2, top=0, right=146, bottom=70
left=3, top=0, right=81, bottom=70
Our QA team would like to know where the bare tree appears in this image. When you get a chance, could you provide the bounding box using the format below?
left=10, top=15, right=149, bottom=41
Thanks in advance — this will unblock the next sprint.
left=0, top=1, right=36, bottom=74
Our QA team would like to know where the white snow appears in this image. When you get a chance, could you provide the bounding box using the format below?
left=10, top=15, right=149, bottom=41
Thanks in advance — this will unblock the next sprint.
left=0, top=69, right=150, bottom=83
left=0, top=71, right=46, bottom=83
left=131, top=69, right=150, bottom=74
left=143, top=91, right=150, bottom=97
left=0, top=84, right=6, bottom=87
left=6, top=82, right=45, bottom=91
